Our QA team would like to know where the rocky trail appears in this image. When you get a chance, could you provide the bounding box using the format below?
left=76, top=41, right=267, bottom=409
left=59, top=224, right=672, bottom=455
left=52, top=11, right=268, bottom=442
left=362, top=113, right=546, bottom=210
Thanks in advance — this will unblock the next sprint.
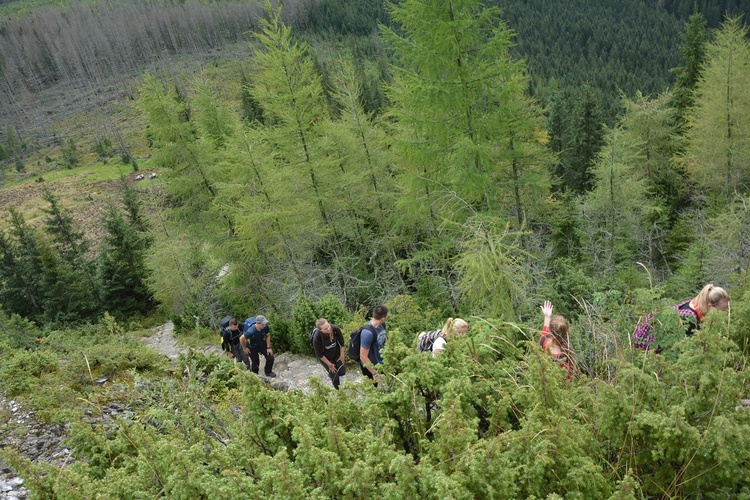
left=1, top=322, right=363, bottom=498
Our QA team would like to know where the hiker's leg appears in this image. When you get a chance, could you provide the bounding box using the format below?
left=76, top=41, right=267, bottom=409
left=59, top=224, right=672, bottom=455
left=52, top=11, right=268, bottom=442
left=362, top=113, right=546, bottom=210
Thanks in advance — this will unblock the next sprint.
left=248, top=350, right=260, bottom=374
left=232, top=344, right=251, bottom=370
left=262, top=348, right=274, bottom=375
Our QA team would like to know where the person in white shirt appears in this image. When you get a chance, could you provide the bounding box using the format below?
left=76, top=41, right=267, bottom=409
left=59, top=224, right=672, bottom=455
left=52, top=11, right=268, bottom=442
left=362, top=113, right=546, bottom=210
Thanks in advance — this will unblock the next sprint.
left=432, top=318, right=469, bottom=357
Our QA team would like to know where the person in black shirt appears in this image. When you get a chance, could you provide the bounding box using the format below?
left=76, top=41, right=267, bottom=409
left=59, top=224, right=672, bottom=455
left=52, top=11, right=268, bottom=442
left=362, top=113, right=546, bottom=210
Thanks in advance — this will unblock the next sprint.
left=222, top=318, right=251, bottom=370
left=312, top=318, right=347, bottom=389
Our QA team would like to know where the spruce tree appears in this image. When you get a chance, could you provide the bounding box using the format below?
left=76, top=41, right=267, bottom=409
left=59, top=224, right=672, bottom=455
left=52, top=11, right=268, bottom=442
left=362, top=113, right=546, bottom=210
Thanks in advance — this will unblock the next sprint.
left=41, top=187, right=101, bottom=308
left=97, top=202, right=154, bottom=316
left=670, top=11, right=709, bottom=124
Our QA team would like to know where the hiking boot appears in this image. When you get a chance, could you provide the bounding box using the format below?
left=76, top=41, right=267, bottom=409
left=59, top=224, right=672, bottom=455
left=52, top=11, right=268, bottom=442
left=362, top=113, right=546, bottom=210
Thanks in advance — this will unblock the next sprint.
left=265, top=371, right=277, bottom=378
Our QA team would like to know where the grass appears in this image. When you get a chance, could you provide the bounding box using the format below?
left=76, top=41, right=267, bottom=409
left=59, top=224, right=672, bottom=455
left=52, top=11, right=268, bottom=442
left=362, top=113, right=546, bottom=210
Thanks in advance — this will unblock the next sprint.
left=0, top=158, right=162, bottom=233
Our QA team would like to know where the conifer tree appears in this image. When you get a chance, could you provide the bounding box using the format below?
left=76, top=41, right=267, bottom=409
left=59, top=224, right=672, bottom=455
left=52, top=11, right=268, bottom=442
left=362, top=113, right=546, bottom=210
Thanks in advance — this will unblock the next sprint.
left=670, top=11, right=709, bottom=124
left=568, top=85, right=604, bottom=194
left=41, top=187, right=101, bottom=306
left=0, top=225, right=44, bottom=318
left=580, top=125, right=653, bottom=280
left=97, top=202, right=154, bottom=316
left=250, top=8, right=332, bottom=238
left=382, top=0, right=549, bottom=221
left=138, top=74, right=220, bottom=230
left=620, top=91, right=684, bottom=208
left=683, top=17, right=750, bottom=202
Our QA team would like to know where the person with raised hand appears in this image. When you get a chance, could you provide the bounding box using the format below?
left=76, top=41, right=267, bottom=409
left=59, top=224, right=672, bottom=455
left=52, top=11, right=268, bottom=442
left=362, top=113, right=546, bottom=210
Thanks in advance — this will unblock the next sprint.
left=539, top=301, right=574, bottom=379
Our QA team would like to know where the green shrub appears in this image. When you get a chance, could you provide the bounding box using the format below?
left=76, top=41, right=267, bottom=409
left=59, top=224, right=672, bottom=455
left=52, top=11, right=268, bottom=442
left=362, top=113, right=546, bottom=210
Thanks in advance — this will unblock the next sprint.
left=0, top=349, right=59, bottom=396
left=0, top=311, right=41, bottom=350
left=59, top=340, right=162, bottom=391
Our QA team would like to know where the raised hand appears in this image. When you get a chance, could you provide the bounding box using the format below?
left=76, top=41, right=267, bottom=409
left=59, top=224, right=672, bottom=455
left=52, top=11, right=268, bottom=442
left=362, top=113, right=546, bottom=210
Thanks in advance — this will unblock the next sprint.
left=541, top=300, right=553, bottom=318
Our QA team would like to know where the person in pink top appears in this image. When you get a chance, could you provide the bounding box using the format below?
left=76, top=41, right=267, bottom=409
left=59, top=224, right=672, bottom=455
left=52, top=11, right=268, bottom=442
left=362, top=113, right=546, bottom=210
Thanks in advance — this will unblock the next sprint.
left=633, top=284, right=730, bottom=352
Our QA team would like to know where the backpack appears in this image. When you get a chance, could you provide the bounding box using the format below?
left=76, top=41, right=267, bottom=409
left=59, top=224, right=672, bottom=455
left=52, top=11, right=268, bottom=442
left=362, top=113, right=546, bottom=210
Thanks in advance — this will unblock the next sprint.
left=219, top=316, right=233, bottom=351
left=348, top=324, right=375, bottom=361
left=309, top=327, right=319, bottom=347
left=243, top=317, right=256, bottom=333
left=220, top=315, right=232, bottom=332
left=417, top=330, right=443, bottom=353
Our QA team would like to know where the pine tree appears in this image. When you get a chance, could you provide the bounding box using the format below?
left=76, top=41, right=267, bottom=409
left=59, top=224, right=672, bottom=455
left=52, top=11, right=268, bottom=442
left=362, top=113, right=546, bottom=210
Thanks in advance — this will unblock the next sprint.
left=383, top=0, right=546, bottom=220
left=250, top=8, right=332, bottom=236
left=568, top=85, right=604, bottom=194
left=0, top=210, right=45, bottom=319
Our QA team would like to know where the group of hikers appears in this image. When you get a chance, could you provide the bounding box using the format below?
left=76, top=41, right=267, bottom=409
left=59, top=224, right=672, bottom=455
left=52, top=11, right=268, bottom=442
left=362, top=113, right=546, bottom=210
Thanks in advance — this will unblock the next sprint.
left=538, top=283, right=731, bottom=379
left=219, top=283, right=731, bottom=388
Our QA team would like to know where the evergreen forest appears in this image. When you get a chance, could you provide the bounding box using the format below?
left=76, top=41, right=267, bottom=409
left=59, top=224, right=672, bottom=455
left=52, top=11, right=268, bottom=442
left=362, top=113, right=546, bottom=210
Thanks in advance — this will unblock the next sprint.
left=1, top=0, right=750, bottom=497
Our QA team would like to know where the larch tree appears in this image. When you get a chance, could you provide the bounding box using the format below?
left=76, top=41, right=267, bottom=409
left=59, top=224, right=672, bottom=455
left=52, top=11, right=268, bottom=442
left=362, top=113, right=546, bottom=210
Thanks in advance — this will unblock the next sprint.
left=381, top=0, right=550, bottom=309
left=580, top=125, right=654, bottom=280
left=382, top=0, right=550, bottom=223
left=683, top=16, right=750, bottom=203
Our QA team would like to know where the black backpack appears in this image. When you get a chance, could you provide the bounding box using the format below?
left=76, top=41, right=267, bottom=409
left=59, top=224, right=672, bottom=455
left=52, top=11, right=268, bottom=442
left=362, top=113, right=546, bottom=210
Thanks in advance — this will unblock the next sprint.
left=220, top=316, right=232, bottom=331
left=417, top=330, right=443, bottom=353
left=348, top=324, right=376, bottom=361
left=219, top=316, right=233, bottom=351
left=309, top=327, right=319, bottom=347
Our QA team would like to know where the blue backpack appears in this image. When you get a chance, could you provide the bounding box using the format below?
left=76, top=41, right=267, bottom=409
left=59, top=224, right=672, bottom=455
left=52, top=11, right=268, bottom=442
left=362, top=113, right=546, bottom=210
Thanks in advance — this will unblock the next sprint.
left=243, top=317, right=256, bottom=333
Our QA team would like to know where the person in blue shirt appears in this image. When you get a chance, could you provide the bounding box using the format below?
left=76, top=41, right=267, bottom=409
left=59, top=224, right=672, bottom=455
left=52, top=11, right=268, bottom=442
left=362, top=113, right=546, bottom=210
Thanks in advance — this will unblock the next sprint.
left=359, top=305, right=388, bottom=384
left=240, top=315, right=276, bottom=377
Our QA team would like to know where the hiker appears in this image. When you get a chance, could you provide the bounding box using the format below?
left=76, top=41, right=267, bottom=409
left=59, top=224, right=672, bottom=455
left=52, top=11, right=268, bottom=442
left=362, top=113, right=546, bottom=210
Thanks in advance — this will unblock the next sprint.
left=539, top=300, right=574, bottom=380
left=312, top=318, right=346, bottom=389
left=240, top=315, right=276, bottom=377
left=222, top=317, right=251, bottom=370
left=633, top=284, right=730, bottom=352
left=359, top=305, right=388, bottom=384
left=431, top=318, right=469, bottom=357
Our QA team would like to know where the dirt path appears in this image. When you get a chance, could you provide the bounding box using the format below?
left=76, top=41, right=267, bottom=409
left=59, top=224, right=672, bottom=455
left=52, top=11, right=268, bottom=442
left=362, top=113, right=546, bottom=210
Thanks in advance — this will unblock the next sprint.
left=140, top=322, right=365, bottom=393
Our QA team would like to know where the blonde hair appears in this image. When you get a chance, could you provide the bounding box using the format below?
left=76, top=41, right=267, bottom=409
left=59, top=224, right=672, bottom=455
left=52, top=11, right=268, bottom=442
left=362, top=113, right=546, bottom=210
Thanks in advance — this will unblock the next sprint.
left=441, top=318, right=468, bottom=339
left=316, top=317, right=332, bottom=342
left=550, top=315, right=572, bottom=356
left=693, top=284, right=730, bottom=314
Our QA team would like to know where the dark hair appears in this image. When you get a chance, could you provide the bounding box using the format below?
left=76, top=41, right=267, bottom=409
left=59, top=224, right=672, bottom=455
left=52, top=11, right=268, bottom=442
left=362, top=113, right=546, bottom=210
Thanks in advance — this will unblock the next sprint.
left=373, top=305, right=389, bottom=320
left=229, top=318, right=238, bottom=326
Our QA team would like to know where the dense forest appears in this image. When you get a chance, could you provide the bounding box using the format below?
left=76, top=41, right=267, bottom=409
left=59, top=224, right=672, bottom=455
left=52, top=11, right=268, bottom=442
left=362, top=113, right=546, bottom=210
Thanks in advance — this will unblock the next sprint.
left=1, top=0, right=750, bottom=497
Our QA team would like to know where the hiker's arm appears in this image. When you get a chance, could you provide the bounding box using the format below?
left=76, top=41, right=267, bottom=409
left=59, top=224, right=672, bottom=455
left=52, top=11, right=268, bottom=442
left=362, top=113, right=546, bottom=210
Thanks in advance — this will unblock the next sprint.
left=240, top=335, right=249, bottom=355
left=266, top=332, right=273, bottom=355
left=336, top=328, right=345, bottom=364
left=359, top=346, right=377, bottom=376
left=541, top=301, right=553, bottom=329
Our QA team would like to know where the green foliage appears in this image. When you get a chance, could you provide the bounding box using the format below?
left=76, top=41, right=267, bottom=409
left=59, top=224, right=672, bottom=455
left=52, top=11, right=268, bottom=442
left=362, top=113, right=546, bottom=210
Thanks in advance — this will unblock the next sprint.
left=92, top=136, right=113, bottom=159
left=62, top=137, right=79, bottom=169
left=0, top=348, right=58, bottom=396
left=0, top=307, right=41, bottom=350
left=2, top=295, right=747, bottom=498
left=683, top=16, right=750, bottom=202
left=97, top=195, right=154, bottom=317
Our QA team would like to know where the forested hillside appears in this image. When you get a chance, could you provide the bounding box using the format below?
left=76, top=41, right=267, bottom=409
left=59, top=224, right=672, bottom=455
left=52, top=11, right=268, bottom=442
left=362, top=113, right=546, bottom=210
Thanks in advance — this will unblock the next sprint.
left=1, top=0, right=750, bottom=497
left=2, top=0, right=740, bottom=165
